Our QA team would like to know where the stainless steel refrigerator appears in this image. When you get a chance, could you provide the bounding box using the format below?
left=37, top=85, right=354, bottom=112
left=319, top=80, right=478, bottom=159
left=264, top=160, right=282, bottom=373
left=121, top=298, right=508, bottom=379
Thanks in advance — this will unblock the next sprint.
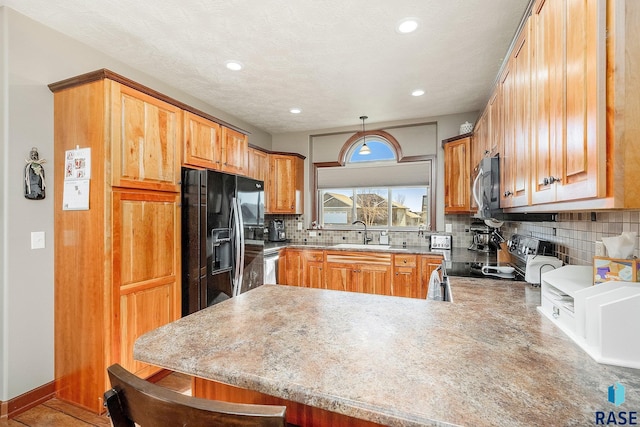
left=181, top=168, right=265, bottom=316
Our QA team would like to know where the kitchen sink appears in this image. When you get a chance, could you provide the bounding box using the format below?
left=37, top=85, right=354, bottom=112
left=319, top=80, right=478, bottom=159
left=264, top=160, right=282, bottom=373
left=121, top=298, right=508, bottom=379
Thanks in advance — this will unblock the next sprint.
left=332, top=243, right=391, bottom=250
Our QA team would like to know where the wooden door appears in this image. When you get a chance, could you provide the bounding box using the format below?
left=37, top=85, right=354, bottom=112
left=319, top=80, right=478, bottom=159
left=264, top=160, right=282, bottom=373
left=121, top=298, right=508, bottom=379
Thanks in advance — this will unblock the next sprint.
left=247, top=147, right=269, bottom=181
left=512, top=20, right=532, bottom=207
left=112, top=189, right=181, bottom=378
left=500, top=62, right=516, bottom=208
left=269, top=154, right=295, bottom=213
left=443, top=137, right=471, bottom=213
left=488, top=87, right=502, bottom=156
left=221, top=127, right=248, bottom=176
left=392, top=255, right=418, bottom=298
left=531, top=0, right=563, bottom=204
left=110, top=82, right=181, bottom=192
left=324, top=262, right=353, bottom=292
left=360, top=263, right=392, bottom=296
left=303, top=250, right=325, bottom=289
left=183, top=111, right=222, bottom=170
left=420, top=256, right=443, bottom=299
left=281, top=249, right=303, bottom=286
left=555, top=0, right=604, bottom=201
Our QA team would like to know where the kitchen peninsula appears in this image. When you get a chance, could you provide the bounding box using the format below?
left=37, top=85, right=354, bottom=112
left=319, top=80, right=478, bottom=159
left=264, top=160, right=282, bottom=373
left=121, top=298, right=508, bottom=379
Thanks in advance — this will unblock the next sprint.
left=134, top=279, right=640, bottom=427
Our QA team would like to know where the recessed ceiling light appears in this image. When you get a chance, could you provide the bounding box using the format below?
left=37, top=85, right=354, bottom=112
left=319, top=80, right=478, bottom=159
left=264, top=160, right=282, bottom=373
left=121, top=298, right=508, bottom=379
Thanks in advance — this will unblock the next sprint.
left=225, top=60, right=243, bottom=71
left=290, top=108, right=302, bottom=114
left=412, top=89, right=425, bottom=97
left=397, top=18, right=419, bottom=34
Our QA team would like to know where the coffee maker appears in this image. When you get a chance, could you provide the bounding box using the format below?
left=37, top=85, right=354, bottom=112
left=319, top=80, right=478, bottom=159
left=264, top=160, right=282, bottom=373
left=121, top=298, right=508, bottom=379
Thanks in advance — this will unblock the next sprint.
left=268, top=219, right=286, bottom=242
left=468, top=222, right=494, bottom=252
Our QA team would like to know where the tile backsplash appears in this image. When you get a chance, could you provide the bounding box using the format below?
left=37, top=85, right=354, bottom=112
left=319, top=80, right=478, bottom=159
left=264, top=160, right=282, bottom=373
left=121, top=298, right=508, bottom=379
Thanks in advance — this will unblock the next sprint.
left=267, top=211, right=640, bottom=266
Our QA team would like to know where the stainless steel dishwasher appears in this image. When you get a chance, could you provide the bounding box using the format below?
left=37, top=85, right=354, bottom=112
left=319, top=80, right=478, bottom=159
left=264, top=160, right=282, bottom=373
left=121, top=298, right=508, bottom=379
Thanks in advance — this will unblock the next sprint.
left=264, top=250, right=279, bottom=284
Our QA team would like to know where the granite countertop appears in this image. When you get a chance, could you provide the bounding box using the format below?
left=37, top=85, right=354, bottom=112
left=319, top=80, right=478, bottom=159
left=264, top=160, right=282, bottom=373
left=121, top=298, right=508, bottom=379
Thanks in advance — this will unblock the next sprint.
left=134, top=279, right=640, bottom=427
left=264, top=241, right=452, bottom=257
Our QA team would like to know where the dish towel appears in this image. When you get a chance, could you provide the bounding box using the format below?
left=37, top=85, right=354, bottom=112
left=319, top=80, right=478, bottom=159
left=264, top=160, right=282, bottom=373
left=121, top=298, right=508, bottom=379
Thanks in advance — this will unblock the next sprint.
left=427, top=269, right=442, bottom=301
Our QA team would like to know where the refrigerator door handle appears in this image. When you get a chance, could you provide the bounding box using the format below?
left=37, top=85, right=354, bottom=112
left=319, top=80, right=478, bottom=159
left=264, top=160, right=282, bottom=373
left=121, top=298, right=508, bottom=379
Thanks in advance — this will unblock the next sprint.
left=235, top=197, right=245, bottom=296
left=231, top=197, right=243, bottom=297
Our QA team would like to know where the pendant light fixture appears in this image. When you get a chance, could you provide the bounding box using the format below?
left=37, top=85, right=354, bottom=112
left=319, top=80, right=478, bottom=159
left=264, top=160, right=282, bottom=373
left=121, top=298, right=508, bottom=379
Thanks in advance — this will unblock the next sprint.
left=358, top=115, right=371, bottom=155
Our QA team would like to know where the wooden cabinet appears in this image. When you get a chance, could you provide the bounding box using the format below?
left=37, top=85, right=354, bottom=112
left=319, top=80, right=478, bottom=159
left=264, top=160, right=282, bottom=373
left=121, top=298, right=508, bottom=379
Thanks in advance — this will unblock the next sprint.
left=500, top=20, right=531, bottom=208
left=183, top=111, right=248, bottom=175
left=304, top=250, right=325, bottom=289
left=324, top=251, right=392, bottom=295
left=221, top=126, right=248, bottom=175
left=111, top=82, right=182, bottom=192
left=268, top=154, right=304, bottom=214
left=279, top=248, right=442, bottom=299
left=530, top=0, right=605, bottom=205
left=420, top=256, right=444, bottom=299
left=443, top=135, right=472, bottom=213
left=391, top=255, right=418, bottom=298
left=247, top=147, right=271, bottom=211
left=50, top=71, right=181, bottom=413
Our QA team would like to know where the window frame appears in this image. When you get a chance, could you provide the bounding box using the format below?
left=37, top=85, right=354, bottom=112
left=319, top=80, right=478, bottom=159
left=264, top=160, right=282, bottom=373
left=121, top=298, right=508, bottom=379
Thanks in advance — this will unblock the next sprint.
left=311, top=128, right=437, bottom=231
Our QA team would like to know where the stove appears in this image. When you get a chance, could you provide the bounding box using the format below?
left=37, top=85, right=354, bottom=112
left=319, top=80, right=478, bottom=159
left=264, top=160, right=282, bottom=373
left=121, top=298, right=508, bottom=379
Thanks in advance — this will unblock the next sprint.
left=506, top=234, right=554, bottom=280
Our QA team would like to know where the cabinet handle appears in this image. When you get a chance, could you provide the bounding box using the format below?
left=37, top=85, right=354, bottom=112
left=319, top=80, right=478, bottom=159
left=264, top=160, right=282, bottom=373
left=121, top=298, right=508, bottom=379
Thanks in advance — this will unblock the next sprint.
left=549, top=176, right=561, bottom=184
left=503, top=190, right=513, bottom=197
left=395, top=272, right=399, bottom=276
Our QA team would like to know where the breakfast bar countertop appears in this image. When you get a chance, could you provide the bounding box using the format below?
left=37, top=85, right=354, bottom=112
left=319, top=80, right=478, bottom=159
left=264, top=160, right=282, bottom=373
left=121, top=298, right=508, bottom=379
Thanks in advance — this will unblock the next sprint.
left=134, top=279, right=640, bottom=427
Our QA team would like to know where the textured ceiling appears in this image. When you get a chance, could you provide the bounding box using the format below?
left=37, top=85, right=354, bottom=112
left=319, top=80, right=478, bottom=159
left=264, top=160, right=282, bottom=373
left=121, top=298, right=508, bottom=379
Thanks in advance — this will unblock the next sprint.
left=1, top=0, right=530, bottom=134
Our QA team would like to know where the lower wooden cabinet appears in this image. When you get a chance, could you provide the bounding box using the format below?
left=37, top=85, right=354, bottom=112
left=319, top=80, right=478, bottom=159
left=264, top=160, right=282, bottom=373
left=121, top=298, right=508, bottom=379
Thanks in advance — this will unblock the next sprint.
left=279, top=248, right=442, bottom=300
left=392, top=255, right=418, bottom=298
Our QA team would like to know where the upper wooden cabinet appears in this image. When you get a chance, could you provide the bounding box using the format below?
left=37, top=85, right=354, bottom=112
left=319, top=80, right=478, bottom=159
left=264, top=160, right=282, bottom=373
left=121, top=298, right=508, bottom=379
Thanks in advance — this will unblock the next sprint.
left=183, top=111, right=222, bottom=169
left=443, top=135, right=472, bottom=213
left=530, top=0, right=604, bottom=205
left=247, top=147, right=269, bottom=182
left=183, top=111, right=248, bottom=175
left=268, top=153, right=304, bottom=214
left=111, top=83, right=182, bottom=192
left=474, top=0, right=640, bottom=211
left=220, top=127, right=248, bottom=175
left=500, top=20, right=531, bottom=209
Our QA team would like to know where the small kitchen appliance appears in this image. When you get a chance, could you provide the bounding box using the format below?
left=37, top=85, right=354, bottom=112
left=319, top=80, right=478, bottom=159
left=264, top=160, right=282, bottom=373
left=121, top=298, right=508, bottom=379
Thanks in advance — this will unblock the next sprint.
left=506, top=234, right=556, bottom=282
left=268, top=219, right=286, bottom=242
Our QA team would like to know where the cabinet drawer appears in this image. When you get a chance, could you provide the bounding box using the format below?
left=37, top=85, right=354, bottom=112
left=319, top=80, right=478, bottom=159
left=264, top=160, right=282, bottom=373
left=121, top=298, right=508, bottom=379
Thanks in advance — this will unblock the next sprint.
left=394, top=254, right=417, bottom=267
left=304, top=250, right=324, bottom=262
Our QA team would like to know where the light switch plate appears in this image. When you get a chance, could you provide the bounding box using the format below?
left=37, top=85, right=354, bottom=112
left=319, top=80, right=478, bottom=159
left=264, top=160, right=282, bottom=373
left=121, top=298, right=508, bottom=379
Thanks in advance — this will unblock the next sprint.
left=31, top=231, right=45, bottom=249
left=445, top=224, right=452, bottom=233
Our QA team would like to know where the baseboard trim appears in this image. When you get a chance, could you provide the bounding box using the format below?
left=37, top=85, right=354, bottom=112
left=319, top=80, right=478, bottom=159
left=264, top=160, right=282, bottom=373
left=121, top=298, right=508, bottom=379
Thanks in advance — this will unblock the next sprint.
left=1, top=381, right=55, bottom=419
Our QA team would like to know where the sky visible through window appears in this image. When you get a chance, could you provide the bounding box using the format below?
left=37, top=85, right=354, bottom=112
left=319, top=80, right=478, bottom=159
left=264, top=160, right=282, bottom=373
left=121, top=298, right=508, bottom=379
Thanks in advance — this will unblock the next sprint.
left=350, top=140, right=396, bottom=162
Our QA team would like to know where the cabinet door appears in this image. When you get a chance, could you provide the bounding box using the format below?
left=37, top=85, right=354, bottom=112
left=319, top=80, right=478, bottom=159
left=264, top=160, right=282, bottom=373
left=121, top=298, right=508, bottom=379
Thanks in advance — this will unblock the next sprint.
left=443, top=137, right=471, bottom=213
left=555, top=0, right=603, bottom=201
left=303, top=250, right=325, bottom=289
left=247, top=147, right=269, bottom=182
left=324, top=262, right=353, bottom=292
left=281, top=249, right=303, bottom=286
left=420, top=256, right=443, bottom=299
left=269, top=154, right=303, bottom=214
left=183, top=111, right=222, bottom=170
left=112, top=189, right=181, bottom=378
left=501, top=22, right=531, bottom=209
left=392, top=255, right=418, bottom=298
left=111, top=82, right=181, bottom=192
left=221, top=127, right=248, bottom=176
left=359, top=264, right=391, bottom=296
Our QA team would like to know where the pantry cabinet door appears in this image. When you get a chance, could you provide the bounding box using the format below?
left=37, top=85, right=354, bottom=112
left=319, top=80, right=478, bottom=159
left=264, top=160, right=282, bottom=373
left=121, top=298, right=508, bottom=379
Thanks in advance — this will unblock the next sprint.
left=111, top=82, right=181, bottom=192
left=112, top=189, right=181, bottom=378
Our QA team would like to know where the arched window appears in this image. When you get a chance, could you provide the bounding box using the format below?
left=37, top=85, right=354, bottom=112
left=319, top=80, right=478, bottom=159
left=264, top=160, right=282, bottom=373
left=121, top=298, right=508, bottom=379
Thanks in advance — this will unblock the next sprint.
left=316, top=131, right=435, bottom=230
left=347, top=138, right=396, bottom=163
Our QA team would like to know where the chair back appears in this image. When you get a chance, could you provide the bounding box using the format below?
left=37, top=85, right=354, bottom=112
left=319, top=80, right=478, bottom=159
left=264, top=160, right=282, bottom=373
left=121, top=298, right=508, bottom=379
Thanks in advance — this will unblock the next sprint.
left=104, top=363, right=286, bottom=427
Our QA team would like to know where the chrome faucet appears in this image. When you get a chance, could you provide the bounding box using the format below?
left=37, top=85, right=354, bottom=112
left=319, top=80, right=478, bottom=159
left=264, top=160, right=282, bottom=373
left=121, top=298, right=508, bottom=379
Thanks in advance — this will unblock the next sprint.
left=352, top=220, right=372, bottom=245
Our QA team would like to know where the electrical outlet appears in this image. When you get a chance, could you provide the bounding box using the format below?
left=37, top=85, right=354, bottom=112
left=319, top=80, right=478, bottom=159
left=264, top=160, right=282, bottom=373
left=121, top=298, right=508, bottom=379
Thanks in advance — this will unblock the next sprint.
left=297, top=222, right=303, bottom=230
left=309, top=231, right=317, bottom=237
left=595, top=241, right=605, bottom=257
left=445, top=224, right=452, bottom=233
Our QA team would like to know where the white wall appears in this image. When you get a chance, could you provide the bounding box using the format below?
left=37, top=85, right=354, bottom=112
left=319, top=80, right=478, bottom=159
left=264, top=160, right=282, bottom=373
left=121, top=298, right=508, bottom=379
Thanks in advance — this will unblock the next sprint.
left=271, top=111, right=478, bottom=231
left=0, top=7, right=272, bottom=402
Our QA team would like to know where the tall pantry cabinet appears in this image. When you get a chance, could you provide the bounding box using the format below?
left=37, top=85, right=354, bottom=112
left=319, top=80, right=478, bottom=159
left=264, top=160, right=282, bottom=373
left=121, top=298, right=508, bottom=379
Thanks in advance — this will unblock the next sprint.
left=50, top=70, right=181, bottom=413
